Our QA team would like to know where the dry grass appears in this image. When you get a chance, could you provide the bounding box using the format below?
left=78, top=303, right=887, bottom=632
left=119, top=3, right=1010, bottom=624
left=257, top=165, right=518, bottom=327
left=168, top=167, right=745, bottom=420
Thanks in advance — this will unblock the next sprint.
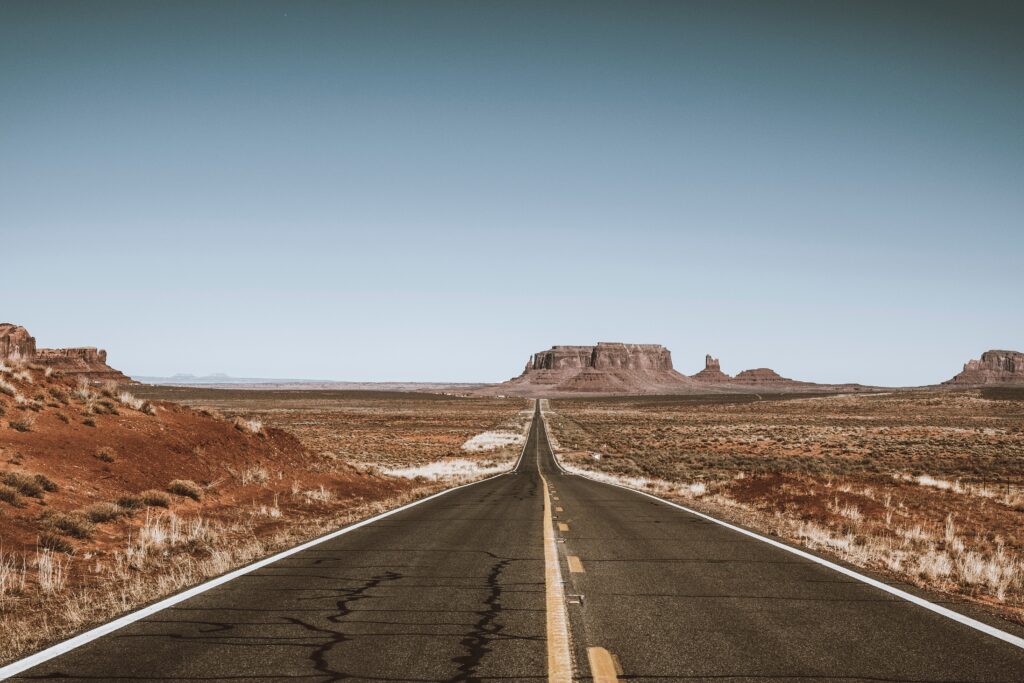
left=547, top=390, right=1024, bottom=622
left=0, top=484, right=444, bottom=664
left=238, top=465, right=269, bottom=485
left=83, top=502, right=130, bottom=524
left=1, top=472, right=55, bottom=498
left=167, top=479, right=203, bottom=501
left=7, top=416, right=34, bottom=432
left=140, top=489, right=172, bottom=508
left=0, top=386, right=531, bottom=665
left=41, top=511, right=94, bottom=540
left=233, top=416, right=264, bottom=434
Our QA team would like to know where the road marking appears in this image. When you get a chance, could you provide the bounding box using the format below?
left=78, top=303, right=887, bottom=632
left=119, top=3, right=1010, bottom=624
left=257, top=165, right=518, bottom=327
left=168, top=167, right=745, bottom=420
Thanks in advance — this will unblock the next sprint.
left=587, top=647, right=620, bottom=682
left=539, top=412, right=1024, bottom=651
left=0, top=404, right=539, bottom=681
left=555, top=506, right=564, bottom=512
left=558, top=522, right=570, bottom=532
left=567, top=555, right=585, bottom=573
left=553, top=496, right=560, bottom=501
left=539, top=467, right=573, bottom=683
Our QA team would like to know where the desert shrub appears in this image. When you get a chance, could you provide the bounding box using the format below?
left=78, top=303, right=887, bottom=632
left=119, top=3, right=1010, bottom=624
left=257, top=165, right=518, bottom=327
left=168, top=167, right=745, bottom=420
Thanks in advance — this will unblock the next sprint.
left=0, top=379, right=16, bottom=397
left=2, top=472, right=44, bottom=498
left=48, top=387, right=69, bottom=405
left=0, top=484, right=21, bottom=507
left=233, top=417, right=264, bottom=434
left=140, top=489, right=171, bottom=508
left=74, top=379, right=93, bottom=401
left=167, top=479, right=202, bottom=501
left=8, top=416, right=34, bottom=432
left=56, top=412, right=69, bottom=424
left=116, top=494, right=144, bottom=510
left=94, top=400, right=119, bottom=415
left=82, top=417, right=96, bottom=427
left=117, top=391, right=146, bottom=411
left=38, top=531, right=74, bottom=554
left=42, top=512, right=94, bottom=539
left=33, top=473, right=57, bottom=492
left=95, top=448, right=115, bottom=463
left=141, top=401, right=157, bottom=416
left=99, top=381, right=118, bottom=398
left=239, top=465, right=269, bottom=485
left=0, top=405, right=5, bottom=418
left=83, top=502, right=128, bottom=523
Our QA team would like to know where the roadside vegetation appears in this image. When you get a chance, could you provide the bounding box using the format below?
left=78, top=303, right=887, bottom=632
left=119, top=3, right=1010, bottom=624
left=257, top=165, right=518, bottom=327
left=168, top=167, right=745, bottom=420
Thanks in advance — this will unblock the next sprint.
left=545, top=391, right=1024, bottom=624
left=0, top=365, right=530, bottom=664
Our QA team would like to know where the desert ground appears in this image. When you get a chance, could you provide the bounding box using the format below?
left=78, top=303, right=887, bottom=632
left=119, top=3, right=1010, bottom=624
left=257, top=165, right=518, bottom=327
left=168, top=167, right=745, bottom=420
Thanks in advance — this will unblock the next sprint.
left=545, top=388, right=1024, bottom=624
left=0, top=367, right=529, bottom=664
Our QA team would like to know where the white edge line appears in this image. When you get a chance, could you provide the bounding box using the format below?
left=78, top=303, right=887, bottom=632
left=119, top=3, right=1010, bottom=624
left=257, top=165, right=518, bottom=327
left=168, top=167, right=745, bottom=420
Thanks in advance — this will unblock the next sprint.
left=538, top=404, right=1024, bottom=651
left=0, top=402, right=536, bottom=681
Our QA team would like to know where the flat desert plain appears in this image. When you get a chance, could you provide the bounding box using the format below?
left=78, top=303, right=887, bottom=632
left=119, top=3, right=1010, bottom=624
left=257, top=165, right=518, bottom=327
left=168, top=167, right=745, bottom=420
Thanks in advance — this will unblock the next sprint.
left=546, top=388, right=1024, bottom=624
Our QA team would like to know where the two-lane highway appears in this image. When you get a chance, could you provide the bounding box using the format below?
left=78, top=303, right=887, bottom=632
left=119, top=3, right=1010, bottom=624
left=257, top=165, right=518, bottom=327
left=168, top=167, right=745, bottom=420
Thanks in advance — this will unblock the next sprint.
left=8, top=403, right=1024, bottom=681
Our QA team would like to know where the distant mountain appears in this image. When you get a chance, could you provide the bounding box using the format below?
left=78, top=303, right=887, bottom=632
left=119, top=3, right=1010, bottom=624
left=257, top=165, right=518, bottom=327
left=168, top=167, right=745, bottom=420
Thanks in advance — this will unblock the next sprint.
left=133, top=373, right=329, bottom=385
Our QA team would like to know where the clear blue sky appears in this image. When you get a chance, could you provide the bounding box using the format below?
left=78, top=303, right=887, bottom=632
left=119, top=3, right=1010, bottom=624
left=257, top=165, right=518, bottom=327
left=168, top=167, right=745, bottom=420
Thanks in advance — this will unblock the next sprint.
left=2, top=1, right=1021, bottom=385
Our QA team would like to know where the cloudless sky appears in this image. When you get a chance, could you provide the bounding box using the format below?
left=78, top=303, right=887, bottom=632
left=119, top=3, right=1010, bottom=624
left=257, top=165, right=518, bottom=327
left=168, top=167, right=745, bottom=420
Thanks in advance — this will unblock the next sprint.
left=2, top=1, right=1022, bottom=385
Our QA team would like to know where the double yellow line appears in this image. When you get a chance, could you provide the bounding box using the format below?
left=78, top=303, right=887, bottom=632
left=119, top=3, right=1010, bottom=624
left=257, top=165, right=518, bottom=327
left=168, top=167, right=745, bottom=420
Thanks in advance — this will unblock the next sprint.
left=540, top=469, right=573, bottom=683
left=538, top=404, right=619, bottom=683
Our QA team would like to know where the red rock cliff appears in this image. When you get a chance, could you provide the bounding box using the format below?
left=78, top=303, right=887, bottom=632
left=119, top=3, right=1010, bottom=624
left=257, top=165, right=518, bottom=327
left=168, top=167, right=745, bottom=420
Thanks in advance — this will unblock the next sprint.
left=944, top=350, right=1024, bottom=385
left=0, top=324, right=134, bottom=384
left=0, top=324, right=36, bottom=361
left=504, top=343, right=693, bottom=395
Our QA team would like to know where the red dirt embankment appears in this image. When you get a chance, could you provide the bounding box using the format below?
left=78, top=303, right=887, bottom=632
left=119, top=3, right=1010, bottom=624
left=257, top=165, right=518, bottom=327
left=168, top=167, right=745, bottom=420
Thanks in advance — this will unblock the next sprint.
left=0, top=360, right=421, bottom=662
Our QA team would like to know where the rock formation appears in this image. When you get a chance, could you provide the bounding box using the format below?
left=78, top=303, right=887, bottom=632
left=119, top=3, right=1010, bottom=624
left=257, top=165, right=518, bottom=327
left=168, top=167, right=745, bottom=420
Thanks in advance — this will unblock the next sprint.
left=691, top=355, right=733, bottom=383
left=35, top=347, right=134, bottom=383
left=0, top=323, right=134, bottom=383
left=944, top=350, right=1024, bottom=385
left=500, top=343, right=696, bottom=395
left=732, top=367, right=795, bottom=385
left=0, top=324, right=36, bottom=361
left=687, top=352, right=814, bottom=387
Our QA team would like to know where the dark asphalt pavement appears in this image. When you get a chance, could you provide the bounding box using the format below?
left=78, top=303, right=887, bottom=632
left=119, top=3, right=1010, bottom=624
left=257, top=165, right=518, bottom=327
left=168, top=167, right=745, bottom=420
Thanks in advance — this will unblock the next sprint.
left=11, top=405, right=1024, bottom=681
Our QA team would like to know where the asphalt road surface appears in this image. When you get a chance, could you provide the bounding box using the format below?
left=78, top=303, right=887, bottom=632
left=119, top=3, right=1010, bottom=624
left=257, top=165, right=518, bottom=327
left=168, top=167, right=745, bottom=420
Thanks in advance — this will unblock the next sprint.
left=10, top=405, right=1024, bottom=681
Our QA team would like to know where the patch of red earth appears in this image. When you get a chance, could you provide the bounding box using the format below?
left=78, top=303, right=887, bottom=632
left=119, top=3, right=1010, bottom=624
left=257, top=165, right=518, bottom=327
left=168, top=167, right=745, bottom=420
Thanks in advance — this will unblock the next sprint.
left=723, top=473, right=1024, bottom=554
left=0, top=369, right=418, bottom=589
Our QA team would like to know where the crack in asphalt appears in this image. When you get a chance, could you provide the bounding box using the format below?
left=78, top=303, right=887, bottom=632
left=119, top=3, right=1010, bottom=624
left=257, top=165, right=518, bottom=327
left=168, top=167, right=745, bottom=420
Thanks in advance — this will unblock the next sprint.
left=286, top=570, right=404, bottom=681
left=446, top=559, right=512, bottom=683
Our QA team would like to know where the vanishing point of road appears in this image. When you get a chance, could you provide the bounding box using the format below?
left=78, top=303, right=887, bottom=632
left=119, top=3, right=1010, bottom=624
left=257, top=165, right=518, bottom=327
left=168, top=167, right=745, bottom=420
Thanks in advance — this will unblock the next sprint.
left=8, top=403, right=1024, bottom=682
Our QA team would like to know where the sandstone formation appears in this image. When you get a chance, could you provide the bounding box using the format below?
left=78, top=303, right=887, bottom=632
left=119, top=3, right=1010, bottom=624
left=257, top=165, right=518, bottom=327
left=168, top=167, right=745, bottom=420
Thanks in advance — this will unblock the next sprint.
left=0, top=324, right=36, bottom=361
left=944, top=350, right=1024, bottom=385
left=687, top=353, right=816, bottom=388
left=691, top=355, right=732, bottom=383
left=35, top=347, right=134, bottom=383
left=0, top=323, right=134, bottom=384
left=732, top=367, right=796, bottom=385
left=499, top=343, right=696, bottom=395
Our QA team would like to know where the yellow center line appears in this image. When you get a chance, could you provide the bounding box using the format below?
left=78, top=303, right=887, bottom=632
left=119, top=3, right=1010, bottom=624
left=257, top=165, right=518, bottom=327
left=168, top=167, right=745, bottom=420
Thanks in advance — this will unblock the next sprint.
left=539, top=466, right=572, bottom=681
left=567, top=555, right=585, bottom=573
left=558, top=522, right=570, bottom=532
left=555, top=506, right=564, bottom=512
left=587, top=647, right=620, bottom=683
